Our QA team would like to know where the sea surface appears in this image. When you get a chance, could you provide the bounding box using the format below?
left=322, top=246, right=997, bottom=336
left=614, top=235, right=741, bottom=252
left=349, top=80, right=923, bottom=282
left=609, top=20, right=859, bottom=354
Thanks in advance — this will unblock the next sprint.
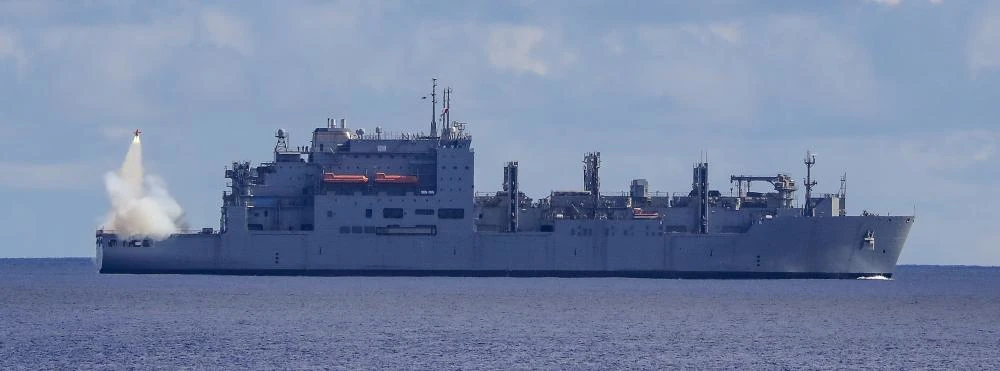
left=1, top=259, right=998, bottom=369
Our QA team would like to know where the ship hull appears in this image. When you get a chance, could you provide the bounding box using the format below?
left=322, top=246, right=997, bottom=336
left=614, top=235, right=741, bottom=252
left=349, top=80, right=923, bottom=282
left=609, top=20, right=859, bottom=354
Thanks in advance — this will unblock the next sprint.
left=97, top=215, right=912, bottom=279
left=95, top=268, right=891, bottom=279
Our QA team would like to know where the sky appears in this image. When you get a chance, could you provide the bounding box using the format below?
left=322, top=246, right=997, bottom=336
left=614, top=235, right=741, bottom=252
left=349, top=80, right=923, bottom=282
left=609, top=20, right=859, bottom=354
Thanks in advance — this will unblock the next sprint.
left=1, top=0, right=998, bottom=265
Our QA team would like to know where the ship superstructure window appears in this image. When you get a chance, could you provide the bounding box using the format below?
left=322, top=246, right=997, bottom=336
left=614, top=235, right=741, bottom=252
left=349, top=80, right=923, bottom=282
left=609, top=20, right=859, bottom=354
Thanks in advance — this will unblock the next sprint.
left=383, top=208, right=404, bottom=218
left=438, top=208, right=465, bottom=219
left=415, top=209, right=435, bottom=215
left=352, top=226, right=363, bottom=233
left=339, top=226, right=350, bottom=234
left=365, top=209, right=373, bottom=218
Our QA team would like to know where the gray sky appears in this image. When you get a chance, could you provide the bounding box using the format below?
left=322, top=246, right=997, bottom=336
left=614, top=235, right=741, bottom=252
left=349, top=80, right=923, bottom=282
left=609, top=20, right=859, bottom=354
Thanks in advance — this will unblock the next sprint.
left=1, top=0, right=998, bottom=265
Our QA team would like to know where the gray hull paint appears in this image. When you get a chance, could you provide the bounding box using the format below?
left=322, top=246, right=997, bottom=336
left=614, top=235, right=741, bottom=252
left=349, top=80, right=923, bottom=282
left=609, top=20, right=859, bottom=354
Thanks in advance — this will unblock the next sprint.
left=97, top=216, right=912, bottom=278
left=96, top=113, right=912, bottom=279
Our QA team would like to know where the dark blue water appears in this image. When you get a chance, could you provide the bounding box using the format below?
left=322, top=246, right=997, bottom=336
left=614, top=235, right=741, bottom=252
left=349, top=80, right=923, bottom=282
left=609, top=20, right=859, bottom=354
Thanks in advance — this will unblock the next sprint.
left=1, top=259, right=998, bottom=369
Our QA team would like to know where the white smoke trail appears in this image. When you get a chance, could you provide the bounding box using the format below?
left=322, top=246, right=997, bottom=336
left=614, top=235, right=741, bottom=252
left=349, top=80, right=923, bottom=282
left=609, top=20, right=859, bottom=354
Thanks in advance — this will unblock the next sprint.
left=102, top=135, right=186, bottom=240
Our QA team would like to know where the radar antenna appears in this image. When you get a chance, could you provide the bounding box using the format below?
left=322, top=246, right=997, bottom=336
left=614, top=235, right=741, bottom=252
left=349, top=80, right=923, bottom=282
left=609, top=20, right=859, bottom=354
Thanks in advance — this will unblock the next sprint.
left=274, top=129, right=288, bottom=153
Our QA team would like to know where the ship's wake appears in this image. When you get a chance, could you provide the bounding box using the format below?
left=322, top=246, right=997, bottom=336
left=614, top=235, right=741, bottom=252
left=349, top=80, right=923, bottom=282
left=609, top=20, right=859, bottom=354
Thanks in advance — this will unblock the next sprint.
left=856, top=275, right=892, bottom=280
left=102, top=135, right=186, bottom=240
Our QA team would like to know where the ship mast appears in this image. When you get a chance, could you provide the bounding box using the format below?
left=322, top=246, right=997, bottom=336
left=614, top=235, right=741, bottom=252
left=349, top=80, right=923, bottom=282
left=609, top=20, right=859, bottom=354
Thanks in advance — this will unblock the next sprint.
left=430, top=78, right=438, bottom=138
left=442, top=87, right=452, bottom=135
left=804, top=151, right=817, bottom=217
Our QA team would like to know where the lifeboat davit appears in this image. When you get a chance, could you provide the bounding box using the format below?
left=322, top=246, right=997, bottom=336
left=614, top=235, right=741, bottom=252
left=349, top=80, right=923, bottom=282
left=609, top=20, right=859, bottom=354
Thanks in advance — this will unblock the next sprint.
left=374, top=172, right=419, bottom=184
left=323, top=172, right=369, bottom=184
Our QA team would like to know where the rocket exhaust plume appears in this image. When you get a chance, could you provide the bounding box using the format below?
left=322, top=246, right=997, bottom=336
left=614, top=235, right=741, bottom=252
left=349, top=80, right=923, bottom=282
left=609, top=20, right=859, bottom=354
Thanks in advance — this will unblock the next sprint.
left=102, top=132, right=186, bottom=240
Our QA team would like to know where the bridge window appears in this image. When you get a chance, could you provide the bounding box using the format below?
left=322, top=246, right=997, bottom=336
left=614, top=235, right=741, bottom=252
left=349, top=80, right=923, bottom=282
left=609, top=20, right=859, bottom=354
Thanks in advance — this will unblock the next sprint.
left=383, top=208, right=405, bottom=218
left=438, top=208, right=465, bottom=219
left=352, top=226, right=363, bottom=233
left=365, top=209, right=373, bottom=218
left=339, top=226, right=350, bottom=234
left=415, top=209, right=435, bottom=215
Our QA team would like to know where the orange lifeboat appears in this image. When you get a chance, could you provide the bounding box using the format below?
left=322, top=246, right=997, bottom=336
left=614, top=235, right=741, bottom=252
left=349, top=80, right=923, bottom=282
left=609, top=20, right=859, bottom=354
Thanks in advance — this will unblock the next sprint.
left=323, top=172, right=369, bottom=184
left=632, top=208, right=659, bottom=219
left=373, top=172, right=419, bottom=184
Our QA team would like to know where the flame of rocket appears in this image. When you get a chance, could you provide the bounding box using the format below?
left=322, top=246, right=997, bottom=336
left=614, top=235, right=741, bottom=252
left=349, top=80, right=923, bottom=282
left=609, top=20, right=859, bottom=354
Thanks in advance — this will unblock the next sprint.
left=102, top=134, right=186, bottom=240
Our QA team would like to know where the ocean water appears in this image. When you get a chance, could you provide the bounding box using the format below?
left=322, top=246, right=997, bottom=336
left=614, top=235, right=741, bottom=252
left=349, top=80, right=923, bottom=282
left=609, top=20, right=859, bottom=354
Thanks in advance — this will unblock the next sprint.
left=1, top=259, right=998, bottom=369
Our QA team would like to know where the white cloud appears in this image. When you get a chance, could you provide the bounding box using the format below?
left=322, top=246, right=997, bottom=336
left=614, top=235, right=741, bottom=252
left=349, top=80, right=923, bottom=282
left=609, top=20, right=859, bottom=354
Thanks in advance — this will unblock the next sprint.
left=269, top=1, right=400, bottom=94
left=39, top=20, right=195, bottom=119
left=0, top=161, right=101, bottom=190
left=0, top=29, right=28, bottom=76
left=899, top=130, right=1000, bottom=170
left=632, top=23, right=754, bottom=121
left=601, top=30, right=626, bottom=56
left=200, top=8, right=252, bottom=55
left=866, top=0, right=903, bottom=6
left=487, top=25, right=550, bottom=75
left=627, top=16, right=877, bottom=123
left=707, top=23, right=743, bottom=44
left=763, top=16, right=879, bottom=116
left=969, top=11, right=1000, bottom=73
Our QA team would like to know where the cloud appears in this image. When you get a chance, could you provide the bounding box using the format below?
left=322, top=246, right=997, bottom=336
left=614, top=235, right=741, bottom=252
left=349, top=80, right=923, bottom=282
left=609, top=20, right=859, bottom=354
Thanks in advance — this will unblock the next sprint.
left=0, top=29, right=28, bottom=76
left=200, top=8, right=252, bottom=55
left=707, top=23, right=743, bottom=44
left=898, top=130, right=1000, bottom=170
left=486, top=25, right=550, bottom=76
left=39, top=19, right=195, bottom=119
left=632, top=23, right=754, bottom=121
left=762, top=16, right=879, bottom=116
left=866, top=0, right=903, bottom=6
left=623, top=15, right=879, bottom=124
left=969, top=11, right=1000, bottom=73
left=0, top=1, right=996, bottom=265
left=0, top=161, right=101, bottom=190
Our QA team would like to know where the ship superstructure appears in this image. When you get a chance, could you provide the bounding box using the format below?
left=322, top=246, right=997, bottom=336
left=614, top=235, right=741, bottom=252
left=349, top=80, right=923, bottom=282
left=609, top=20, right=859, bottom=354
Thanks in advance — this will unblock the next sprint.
left=96, top=81, right=913, bottom=278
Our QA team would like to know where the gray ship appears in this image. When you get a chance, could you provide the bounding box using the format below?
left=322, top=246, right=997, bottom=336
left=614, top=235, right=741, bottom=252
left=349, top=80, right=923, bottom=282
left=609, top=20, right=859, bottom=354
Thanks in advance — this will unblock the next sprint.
left=96, top=82, right=913, bottom=278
